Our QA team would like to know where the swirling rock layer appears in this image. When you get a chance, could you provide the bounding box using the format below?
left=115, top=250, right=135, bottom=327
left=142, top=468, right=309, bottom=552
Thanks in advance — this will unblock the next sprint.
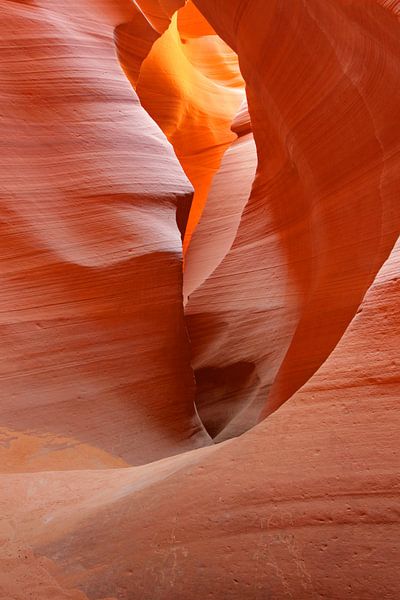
left=0, top=0, right=210, bottom=470
left=188, top=0, right=400, bottom=435
left=0, top=1, right=399, bottom=599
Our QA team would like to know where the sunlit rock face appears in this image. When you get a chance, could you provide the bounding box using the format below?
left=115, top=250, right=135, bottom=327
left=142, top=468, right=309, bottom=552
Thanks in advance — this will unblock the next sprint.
left=124, top=1, right=245, bottom=250
left=1, top=1, right=399, bottom=599
left=187, top=0, right=400, bottom=437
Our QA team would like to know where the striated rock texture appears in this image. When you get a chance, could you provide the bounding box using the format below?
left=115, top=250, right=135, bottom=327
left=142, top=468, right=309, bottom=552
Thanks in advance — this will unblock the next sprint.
left=184, top=100, right=256, bottom=302
left=128, top=0, right=245, bottom=250
left=184, top=100, right=259, bottom=436
left=1, top=241, right=399, bottom=599
left=0, top=0, right=399, bottom=599
left=187, top=0, right=400, bottom=437
left=0, top=0, right=210, bottom=469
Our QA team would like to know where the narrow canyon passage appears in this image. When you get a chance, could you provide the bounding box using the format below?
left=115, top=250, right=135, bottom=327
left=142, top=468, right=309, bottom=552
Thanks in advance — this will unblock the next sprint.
left=0, top=1, right=399, bottom=599
left=127, top=0, right=400, bottom=441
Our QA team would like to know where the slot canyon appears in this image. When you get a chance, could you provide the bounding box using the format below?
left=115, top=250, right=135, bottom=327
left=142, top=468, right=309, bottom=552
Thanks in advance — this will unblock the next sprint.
left=0, top=0, right=399, bottom=598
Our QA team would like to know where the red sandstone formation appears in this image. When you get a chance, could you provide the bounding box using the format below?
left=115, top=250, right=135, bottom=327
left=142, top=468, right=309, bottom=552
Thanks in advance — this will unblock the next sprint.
left=0, top=1, right=399, bottom=599
left=187, top=0, right=400, bottom=438
left=0, top=0, right=210, bottom=469
left=184, top=100, right=256, bottom=302
left=129, top=0, right=245, bottom=250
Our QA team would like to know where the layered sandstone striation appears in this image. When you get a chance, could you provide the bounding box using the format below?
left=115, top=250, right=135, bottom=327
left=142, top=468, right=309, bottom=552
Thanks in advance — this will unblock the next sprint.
left=127, top=0, right=245, bottom=250
left=0, top=0, right=399, bottom=599
left=2, top=241, right=399, bottom=599
left=187, top=0, right=400, bottom=437
left=0, top=0, right=210, bottom=470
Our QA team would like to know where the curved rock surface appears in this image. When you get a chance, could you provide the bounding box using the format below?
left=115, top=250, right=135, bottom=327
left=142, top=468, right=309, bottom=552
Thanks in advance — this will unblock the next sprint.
left=130, top=0, right=245, bottom=250
left=0, top=0, right=399, bottom=598
left=1, top=240, right=399, bottom=599
left=184, top=101, right=259, bottom=436
left=187, top=0, right=400, bottom=436
left=0, top=0, right=210, bottom=470
left=184, top=100, right=256, bottom=302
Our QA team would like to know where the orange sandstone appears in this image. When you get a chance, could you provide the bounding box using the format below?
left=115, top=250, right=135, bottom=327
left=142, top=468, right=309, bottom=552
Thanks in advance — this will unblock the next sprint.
left=0, top=1, right=399, bottom=599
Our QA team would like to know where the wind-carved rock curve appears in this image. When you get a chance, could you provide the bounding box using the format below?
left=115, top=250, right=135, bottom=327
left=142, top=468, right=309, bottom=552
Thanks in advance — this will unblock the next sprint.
left=0, top=1, right=399, bottom=599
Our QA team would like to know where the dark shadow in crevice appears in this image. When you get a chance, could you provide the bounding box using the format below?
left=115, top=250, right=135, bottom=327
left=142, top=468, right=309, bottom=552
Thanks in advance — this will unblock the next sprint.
left=194, top=361, right=258, bottom=439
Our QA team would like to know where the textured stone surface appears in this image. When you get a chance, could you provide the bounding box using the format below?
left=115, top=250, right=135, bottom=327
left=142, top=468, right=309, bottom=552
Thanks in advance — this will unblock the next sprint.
left=187, top=0, right=400, bottom=435
left=131, top=1, right=245, bottom=250
left=0, top=0, right=210, bottom=469
left=0, top=0, right=399, bottom=598
left=1, top=242, right=399, bottom=598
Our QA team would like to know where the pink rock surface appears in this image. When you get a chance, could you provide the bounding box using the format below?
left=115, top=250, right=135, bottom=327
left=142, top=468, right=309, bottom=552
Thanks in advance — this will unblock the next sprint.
left=2, top=241, right=399, bottom=599
left=0, top=1, right=399, bottom=598
left=132, top=1, right=245, bottom=252
left=0, top=0, right=210, bottom=470
left=187, top=0, right=400, bottom=436
left=183, top=101, right=256, bottom=302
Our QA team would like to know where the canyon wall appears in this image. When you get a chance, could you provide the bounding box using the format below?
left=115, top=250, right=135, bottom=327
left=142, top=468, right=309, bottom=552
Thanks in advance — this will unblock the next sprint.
left=0, top=0, right=210, bottom=470
left=0, top=0, right=399, bottom=598
left=187, top=0, right=400, bottom=436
